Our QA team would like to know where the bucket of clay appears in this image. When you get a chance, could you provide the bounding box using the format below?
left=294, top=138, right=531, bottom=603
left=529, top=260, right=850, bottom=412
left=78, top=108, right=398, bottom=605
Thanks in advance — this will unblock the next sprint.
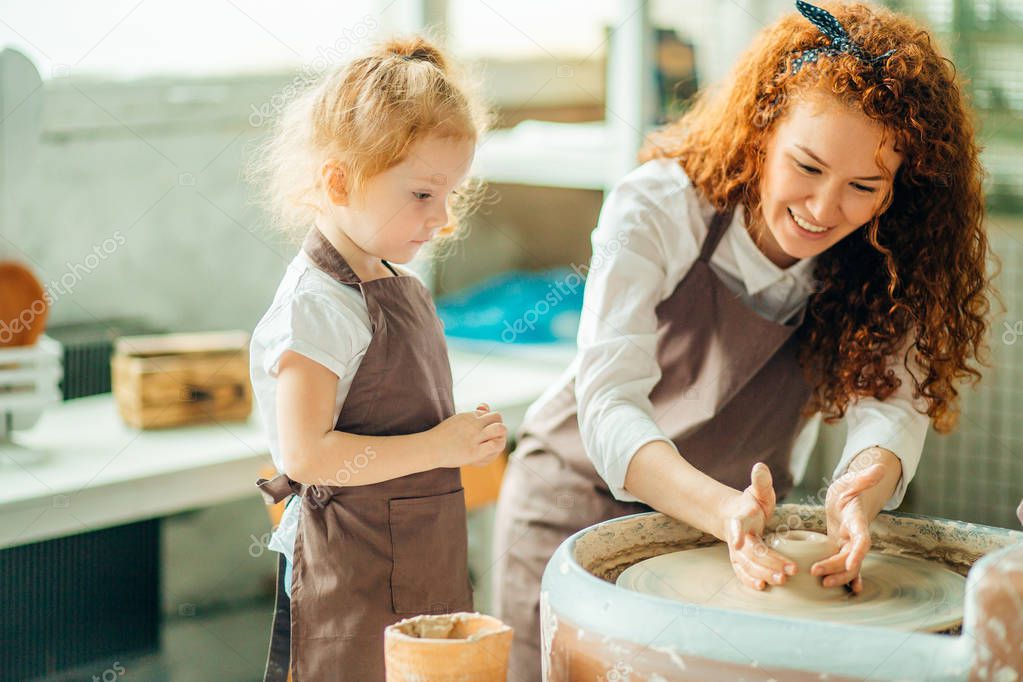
left=384, top=612, right=513, bottom=682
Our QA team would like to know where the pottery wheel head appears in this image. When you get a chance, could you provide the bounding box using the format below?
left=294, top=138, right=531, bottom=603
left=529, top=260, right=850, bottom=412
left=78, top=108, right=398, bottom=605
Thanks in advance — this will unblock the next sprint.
left=616, top=544, right=965, bottom=631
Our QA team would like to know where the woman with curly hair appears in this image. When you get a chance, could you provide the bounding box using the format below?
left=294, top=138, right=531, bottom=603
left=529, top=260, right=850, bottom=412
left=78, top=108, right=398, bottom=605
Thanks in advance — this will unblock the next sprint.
left=492, top=2, right=992, bottom=679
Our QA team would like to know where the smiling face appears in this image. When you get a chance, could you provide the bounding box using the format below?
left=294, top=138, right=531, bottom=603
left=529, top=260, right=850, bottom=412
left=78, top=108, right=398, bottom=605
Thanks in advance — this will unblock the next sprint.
left=752, top=93, right=903, bottom=268
left=322, top=133, right=475, bottom=270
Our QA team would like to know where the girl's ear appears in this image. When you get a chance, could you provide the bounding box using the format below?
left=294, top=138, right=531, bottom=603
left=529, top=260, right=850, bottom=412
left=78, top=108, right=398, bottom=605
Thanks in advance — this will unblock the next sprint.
left=321, top=161, right=349, bottom=206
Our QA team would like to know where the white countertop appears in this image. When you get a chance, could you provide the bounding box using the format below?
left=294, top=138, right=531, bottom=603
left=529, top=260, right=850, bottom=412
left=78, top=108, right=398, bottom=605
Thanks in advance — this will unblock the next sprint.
left=0, top=345, right=571, bottom=549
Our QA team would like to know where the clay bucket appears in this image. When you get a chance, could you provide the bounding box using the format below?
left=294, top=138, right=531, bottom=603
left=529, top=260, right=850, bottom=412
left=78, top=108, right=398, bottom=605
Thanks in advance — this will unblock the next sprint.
left=384, top=612, right=513, bottom=682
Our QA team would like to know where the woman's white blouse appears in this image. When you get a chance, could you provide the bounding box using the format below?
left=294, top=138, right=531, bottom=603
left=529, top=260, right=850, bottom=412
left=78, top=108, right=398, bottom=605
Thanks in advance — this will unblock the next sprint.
left=536, top=158, right=929, bottom=507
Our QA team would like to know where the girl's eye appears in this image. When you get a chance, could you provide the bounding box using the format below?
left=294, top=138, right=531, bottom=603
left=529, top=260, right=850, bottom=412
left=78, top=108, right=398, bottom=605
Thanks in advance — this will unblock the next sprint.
left=797, top=162, right=821, bottom=175
left=852, top=183, right=877, bottom=194
left=413, top=192, right=432, bottom=201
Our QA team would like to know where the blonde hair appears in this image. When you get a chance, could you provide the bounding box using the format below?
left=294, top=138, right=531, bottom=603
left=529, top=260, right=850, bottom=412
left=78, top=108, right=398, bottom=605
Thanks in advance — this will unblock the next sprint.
left=249, top=35, right=489, bottom=243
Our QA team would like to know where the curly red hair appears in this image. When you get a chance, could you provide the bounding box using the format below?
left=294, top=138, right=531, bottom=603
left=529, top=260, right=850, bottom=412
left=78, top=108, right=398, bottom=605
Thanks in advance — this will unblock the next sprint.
left=641, top=1, right=992, bottom=432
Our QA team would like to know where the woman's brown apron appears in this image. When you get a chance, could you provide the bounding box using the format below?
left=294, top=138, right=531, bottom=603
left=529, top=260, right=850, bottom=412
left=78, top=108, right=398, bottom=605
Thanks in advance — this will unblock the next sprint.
left=492, top=209, right=814, bottom=682
left=256, top=228, right=473, bottom=681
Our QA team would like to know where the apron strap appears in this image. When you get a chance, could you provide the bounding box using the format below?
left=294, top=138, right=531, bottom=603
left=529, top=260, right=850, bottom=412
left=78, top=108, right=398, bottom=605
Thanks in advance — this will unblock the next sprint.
left=262, top=552, right=292, bottom=682
left=256, top=473, right=305, bottom=505
left=301, top=227, right=363, bottom=285
left=698, top=209, right=736, bottom=263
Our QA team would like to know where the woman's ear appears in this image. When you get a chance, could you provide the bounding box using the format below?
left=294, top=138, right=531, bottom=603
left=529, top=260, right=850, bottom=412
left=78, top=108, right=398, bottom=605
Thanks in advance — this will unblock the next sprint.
left=321, top=161, right=349, bottom=206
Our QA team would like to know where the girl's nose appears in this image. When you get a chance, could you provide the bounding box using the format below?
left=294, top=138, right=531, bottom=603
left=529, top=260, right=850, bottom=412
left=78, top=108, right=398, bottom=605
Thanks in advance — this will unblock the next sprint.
left=428, top=204, right=450, bottom=231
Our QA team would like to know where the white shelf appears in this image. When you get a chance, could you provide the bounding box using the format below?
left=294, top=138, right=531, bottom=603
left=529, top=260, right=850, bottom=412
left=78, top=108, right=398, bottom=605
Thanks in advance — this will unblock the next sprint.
left=474, top=121, right=617, bottom=191
left=469, top=0, right=654, bottom=192
left=0, top=346, right=569, bottom=549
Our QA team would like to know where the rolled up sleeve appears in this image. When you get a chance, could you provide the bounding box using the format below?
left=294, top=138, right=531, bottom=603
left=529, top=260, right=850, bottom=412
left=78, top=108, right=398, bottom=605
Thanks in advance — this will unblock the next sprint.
left=831, top=345, right=931, bottom=510
left=575, top=164, right=702, bottom=502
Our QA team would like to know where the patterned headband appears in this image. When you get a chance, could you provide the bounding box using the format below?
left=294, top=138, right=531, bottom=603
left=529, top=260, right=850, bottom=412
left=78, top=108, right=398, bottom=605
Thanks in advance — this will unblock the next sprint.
left=790, top=1, right=896, bottom=75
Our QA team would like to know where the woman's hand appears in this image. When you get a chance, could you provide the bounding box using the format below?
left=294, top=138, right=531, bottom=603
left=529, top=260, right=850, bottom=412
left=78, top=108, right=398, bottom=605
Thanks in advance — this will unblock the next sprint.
left=430, top=402, right=507, bottom=468
left=811, top=462, right=887, bottom=593
left=720, top=462, right=797, bottom=590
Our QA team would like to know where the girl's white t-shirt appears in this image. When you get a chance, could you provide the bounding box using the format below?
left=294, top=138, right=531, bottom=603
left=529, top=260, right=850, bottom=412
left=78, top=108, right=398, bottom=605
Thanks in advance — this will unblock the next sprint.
left=249, top=248, right=376, bottom=563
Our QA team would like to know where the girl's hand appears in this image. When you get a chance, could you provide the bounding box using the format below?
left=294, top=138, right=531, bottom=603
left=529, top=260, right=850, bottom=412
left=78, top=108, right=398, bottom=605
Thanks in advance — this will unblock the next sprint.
left=719, top=462, right=797, bottom=590
left=430, top=403, right=507, bottom=468
left=467, top=403, right=506, bottom=467
left=812, top=463, right=886, bottom=593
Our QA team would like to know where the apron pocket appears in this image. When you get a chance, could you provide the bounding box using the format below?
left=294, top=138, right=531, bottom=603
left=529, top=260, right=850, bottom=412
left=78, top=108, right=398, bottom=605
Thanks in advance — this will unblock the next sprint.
left=388, top=488, right=471, bottom=615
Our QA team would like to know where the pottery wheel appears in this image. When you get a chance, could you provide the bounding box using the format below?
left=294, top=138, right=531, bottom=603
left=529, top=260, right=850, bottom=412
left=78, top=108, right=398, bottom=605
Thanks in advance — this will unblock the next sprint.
left=616, top=545, right=965, bottom=631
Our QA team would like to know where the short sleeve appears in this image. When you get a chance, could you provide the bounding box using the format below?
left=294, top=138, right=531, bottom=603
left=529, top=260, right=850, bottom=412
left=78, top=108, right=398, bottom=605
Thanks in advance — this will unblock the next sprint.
left=257, top=289, right=366, bottom=381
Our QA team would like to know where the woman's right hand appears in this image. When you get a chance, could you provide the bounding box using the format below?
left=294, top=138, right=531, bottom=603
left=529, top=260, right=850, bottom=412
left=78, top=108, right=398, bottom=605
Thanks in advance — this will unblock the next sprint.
left=430, top=403, right=507, bottom=468
left=718, top=462, right=797, bottom=591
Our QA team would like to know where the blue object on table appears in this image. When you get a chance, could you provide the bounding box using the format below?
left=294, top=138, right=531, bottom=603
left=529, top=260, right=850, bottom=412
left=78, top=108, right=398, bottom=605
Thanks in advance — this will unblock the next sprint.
left=436, top=268, right=585, bottom=344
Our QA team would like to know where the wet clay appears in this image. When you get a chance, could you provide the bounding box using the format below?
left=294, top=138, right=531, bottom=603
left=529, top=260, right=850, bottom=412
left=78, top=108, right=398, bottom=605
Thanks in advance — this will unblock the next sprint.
left=617, top=529, right=966, bottom=631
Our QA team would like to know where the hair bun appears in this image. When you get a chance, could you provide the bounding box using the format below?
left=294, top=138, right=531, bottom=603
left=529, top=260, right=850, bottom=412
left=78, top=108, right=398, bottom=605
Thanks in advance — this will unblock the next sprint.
left=383, top=36, right=448, bottom=71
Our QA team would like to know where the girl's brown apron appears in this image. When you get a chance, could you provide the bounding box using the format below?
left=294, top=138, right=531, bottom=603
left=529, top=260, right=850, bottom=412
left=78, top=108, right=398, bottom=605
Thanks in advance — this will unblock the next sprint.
left=492, top=208, right=814, bottom=682
left=256, top=228, right=473, bottom=681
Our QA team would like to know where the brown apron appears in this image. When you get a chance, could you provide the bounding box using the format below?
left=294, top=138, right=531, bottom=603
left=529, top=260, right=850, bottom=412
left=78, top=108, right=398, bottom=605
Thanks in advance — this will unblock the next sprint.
left=256, top=228, right=473, bottom=682
left=492, top=208, right=813, bottom=682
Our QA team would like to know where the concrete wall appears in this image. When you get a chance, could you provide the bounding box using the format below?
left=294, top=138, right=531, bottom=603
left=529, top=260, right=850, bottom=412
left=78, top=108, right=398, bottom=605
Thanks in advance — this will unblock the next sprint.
left=0, top=55, right=606, bottom=335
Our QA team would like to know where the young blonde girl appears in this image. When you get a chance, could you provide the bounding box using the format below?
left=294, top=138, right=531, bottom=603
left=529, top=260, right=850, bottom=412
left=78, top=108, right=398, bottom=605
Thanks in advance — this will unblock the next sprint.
left=249, top=36, right=504, bottom=681
left=492, top=2, right=992, bottom=679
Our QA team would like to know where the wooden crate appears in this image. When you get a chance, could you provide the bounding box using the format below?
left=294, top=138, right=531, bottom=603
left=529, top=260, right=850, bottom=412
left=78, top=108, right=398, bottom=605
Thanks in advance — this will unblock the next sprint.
left=111, top=330, right=252, bottom=429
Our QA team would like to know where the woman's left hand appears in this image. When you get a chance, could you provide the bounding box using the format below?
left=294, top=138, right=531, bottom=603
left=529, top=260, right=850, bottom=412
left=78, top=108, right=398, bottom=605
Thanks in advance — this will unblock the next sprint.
left=811, top=463, right=887, bottom=593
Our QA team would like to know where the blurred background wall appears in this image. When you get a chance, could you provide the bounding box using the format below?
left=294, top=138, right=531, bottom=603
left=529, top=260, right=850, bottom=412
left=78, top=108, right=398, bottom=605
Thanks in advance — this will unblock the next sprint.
left=0, top=2, right=1019, bottom=678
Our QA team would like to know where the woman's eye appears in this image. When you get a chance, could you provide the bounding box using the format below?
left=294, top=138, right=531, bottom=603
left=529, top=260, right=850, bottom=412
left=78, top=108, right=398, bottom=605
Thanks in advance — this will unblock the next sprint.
left=796, top=161, right=876, bottom=193
left=413, top=192, right=432, bottom=201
